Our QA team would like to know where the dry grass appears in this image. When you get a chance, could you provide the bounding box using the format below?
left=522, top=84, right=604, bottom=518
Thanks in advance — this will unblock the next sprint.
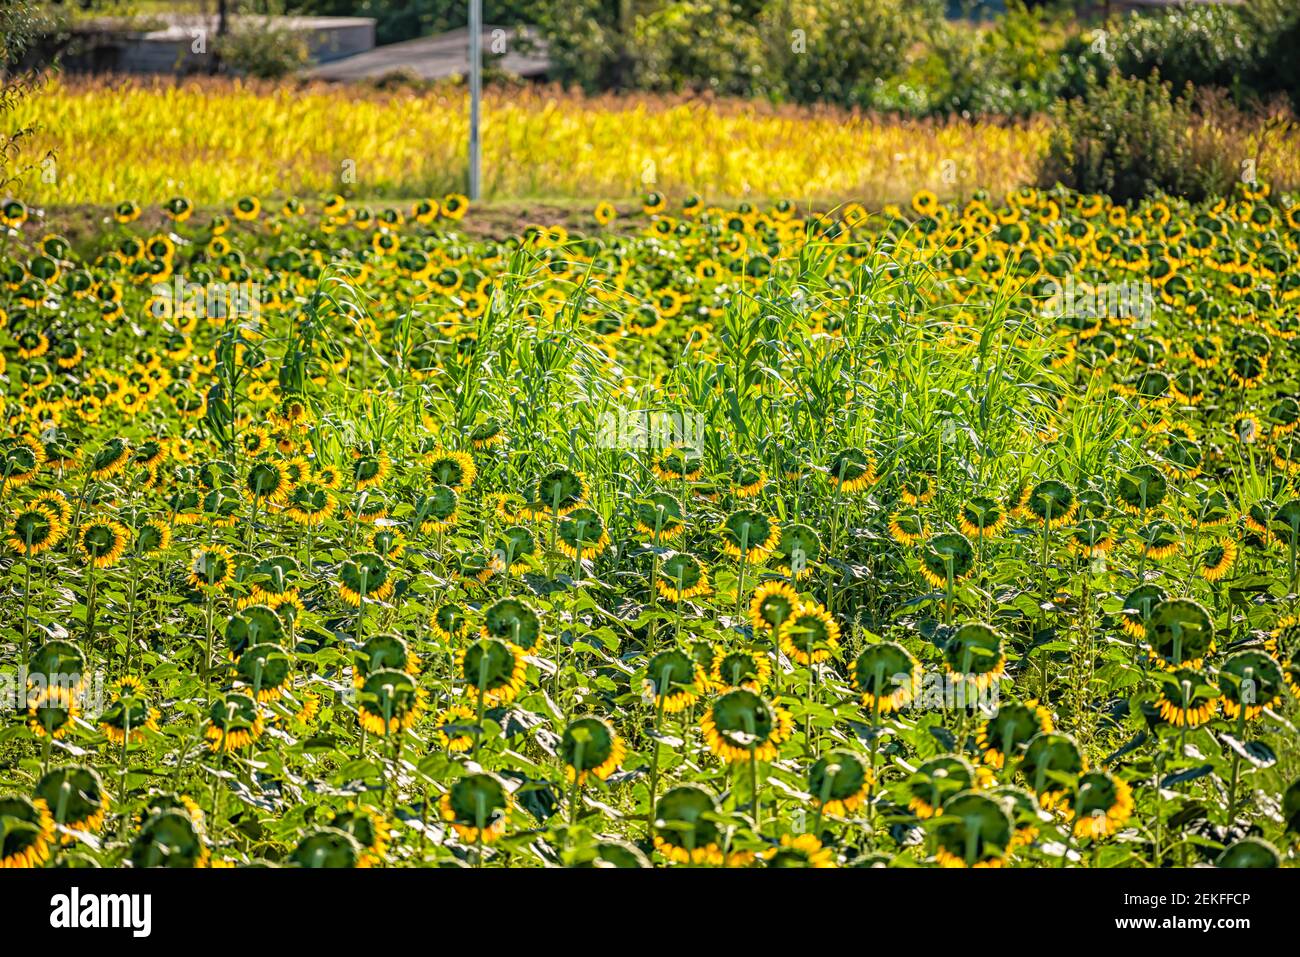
left=11, top=76, right=1049, bottom=206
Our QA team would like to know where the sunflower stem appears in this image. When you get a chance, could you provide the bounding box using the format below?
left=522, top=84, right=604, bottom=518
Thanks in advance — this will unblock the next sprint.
left=644, top=692, right=667, bottom=839
left=1225, top=704, right=1247, bottom=828
left=473, top=651, right=490, bottom=761
left=203, top=590, right=215, bottom=707
left=20, top=547, right=33, bottom=666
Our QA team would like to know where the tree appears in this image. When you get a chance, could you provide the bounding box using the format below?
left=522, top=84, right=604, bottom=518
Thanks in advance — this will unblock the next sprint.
left=0, top=0, right=55, bottom=194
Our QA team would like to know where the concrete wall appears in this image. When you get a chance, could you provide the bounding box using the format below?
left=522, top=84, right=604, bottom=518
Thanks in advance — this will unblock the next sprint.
left=65, top=15, right=375, bottom=75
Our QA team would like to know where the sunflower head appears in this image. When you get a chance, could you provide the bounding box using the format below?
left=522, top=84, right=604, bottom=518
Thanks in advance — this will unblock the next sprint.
left=435, top=704, right=478, bottom=753
left=1072, top=770, right=1134, bottom=840
left=635, top=492, right=685, bottom=538
left=531, top=466, right=586, bottom=514
left=826, top=447, right=876, bottom=493
left=808, top=749, right=872, bottom=816
left=8, top=505, right=63, bottom=555
left=643, top=648, right=700, bottom=713
left=1145, top=598, right=1214, bottom=669
left=1116, top=464, right=1167, bottom=513
left=492, top=525, right=536, bottom=573
left=415, top=483, right=459, bottom=534
left=711, top=648, right=772, bottom=692
left=719, top=509, right=778, bottom=560
left=29, top=686, right=79, bottom=739
left=1025, top=480, right=1077, bottom=527
left=189, top=544, right=237, bottom=592
left=205, top=693, right=265, bottom=752
left=329, top=805, right=391, bottom=866
left=976, top=699, right=1053, bottom=767
left=920, top=532, right=975, bottom=589
left=943, top=622, right=1006, bottom=689
left=78, top=517, right=130, bottom=568
left=431, top=601, right=470, bottom=643
left=225, top=604, right=286, bottom=658
left=1216, top=837, right=1280, bottom=868
left=556, top=506, right=610, bottom=561
left=35, top=765, right=109, bottom=837
left=657, top=551, right=710, bottom=601
left=1219, top=650, right=1286, bottom=720
left=701, top=689, right=791, bottom=763
left=1269, top=616, right=1300, bottom=660
left=0, top=794, right=57, bottom=867
left=764, top=832, right=836, bottom=867
left=653, top=785, right=748, bottom=865
left=426, top=450, right=476, bottom=492
left=97, top=677, right=161, bottom=743
left=934, top=791, right=1014, bottom=868
left=357, top=668, right=425, bottom=736
left=904, top=754, right=982, bottom=820
left=337, top=552, right=393, bottom=606
left=482, top=597, right=542, bottom=650
left=959, top=496, right=1006, bottom=538
left=749, top=580, right=799, bottom=633
left=130, top=809, right=206, bottom=868
left=458, top=637, right=527, bottom=705
left=245, top=460, right=290, bottom=503
left=771, top=522, right=821, bottom=577
left=290, top=828, right=365, bottom=868
left=27, top=640, right=88, bottom=695
left=1018, top=733, right=1084, bottom=805
left=441, top=773, right=511, bottom=844
left=561, top=716, right=625, bottom=784
left=778, top=602, right=841, bottom=665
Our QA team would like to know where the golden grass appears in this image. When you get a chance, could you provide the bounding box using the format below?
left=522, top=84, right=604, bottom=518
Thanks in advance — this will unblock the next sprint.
left=14, top=77, right=1300, bottom=208
left=13, top=76, right=1051, bottom=206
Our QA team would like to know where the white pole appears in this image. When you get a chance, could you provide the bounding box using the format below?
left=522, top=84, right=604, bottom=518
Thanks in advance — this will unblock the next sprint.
left=468, top=0, right=482, bottom=200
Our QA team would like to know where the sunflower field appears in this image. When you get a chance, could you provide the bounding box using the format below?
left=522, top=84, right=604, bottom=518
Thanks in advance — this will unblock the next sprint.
left=1, top=182, right=1299, bottom=871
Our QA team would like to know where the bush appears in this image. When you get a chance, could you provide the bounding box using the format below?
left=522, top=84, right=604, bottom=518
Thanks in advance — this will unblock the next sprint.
left=532, top=0, right=624, bottom=92
left=632, top=3, right=768, bottom=98
left=539, top=0, right=939, bottom=106
left=757, top=0, right=941, bottom=108
left=1060, top=1, right=1300, bottom=110
left=1041, top=72, right=1296, bottom=203
left=1256, top=5, right=1300, bottom=107
left=868, top=0, right=1069, bottom=117
left=1042, top=72, right=1198, bottom=203
left=1, top=0, right=58, bottom=191
left=215, top=23, right=311, bottom=79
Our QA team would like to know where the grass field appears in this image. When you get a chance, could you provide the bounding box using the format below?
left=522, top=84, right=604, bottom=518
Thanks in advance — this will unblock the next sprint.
left=1, top=182, right=1299, bottom=867
left=17, top=77, right=1300, bottom=215
left=12, top=76, right=1052, bottom=206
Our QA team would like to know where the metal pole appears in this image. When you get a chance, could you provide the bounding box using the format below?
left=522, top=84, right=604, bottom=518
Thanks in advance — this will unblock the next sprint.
left=468, top=0, right=482, bottom=200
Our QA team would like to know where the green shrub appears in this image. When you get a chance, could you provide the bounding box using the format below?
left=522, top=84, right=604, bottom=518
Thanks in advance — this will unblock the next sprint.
left=632, top=3, right=768, bottom=98
left=540, top=0, right=940, bottom=106
left=532, top=0, right=625, bottom=92
left=870, top=0, right=1068, bottom=117
left=1, top=0, right=58, bottom=191
left=1042, top=72, right=1197, bottom=203
left=1060, top=1, right=1300, bottom=109
left=756, top=0, right=941, bottom=108
left=215, top=23, right=311, bottom=79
